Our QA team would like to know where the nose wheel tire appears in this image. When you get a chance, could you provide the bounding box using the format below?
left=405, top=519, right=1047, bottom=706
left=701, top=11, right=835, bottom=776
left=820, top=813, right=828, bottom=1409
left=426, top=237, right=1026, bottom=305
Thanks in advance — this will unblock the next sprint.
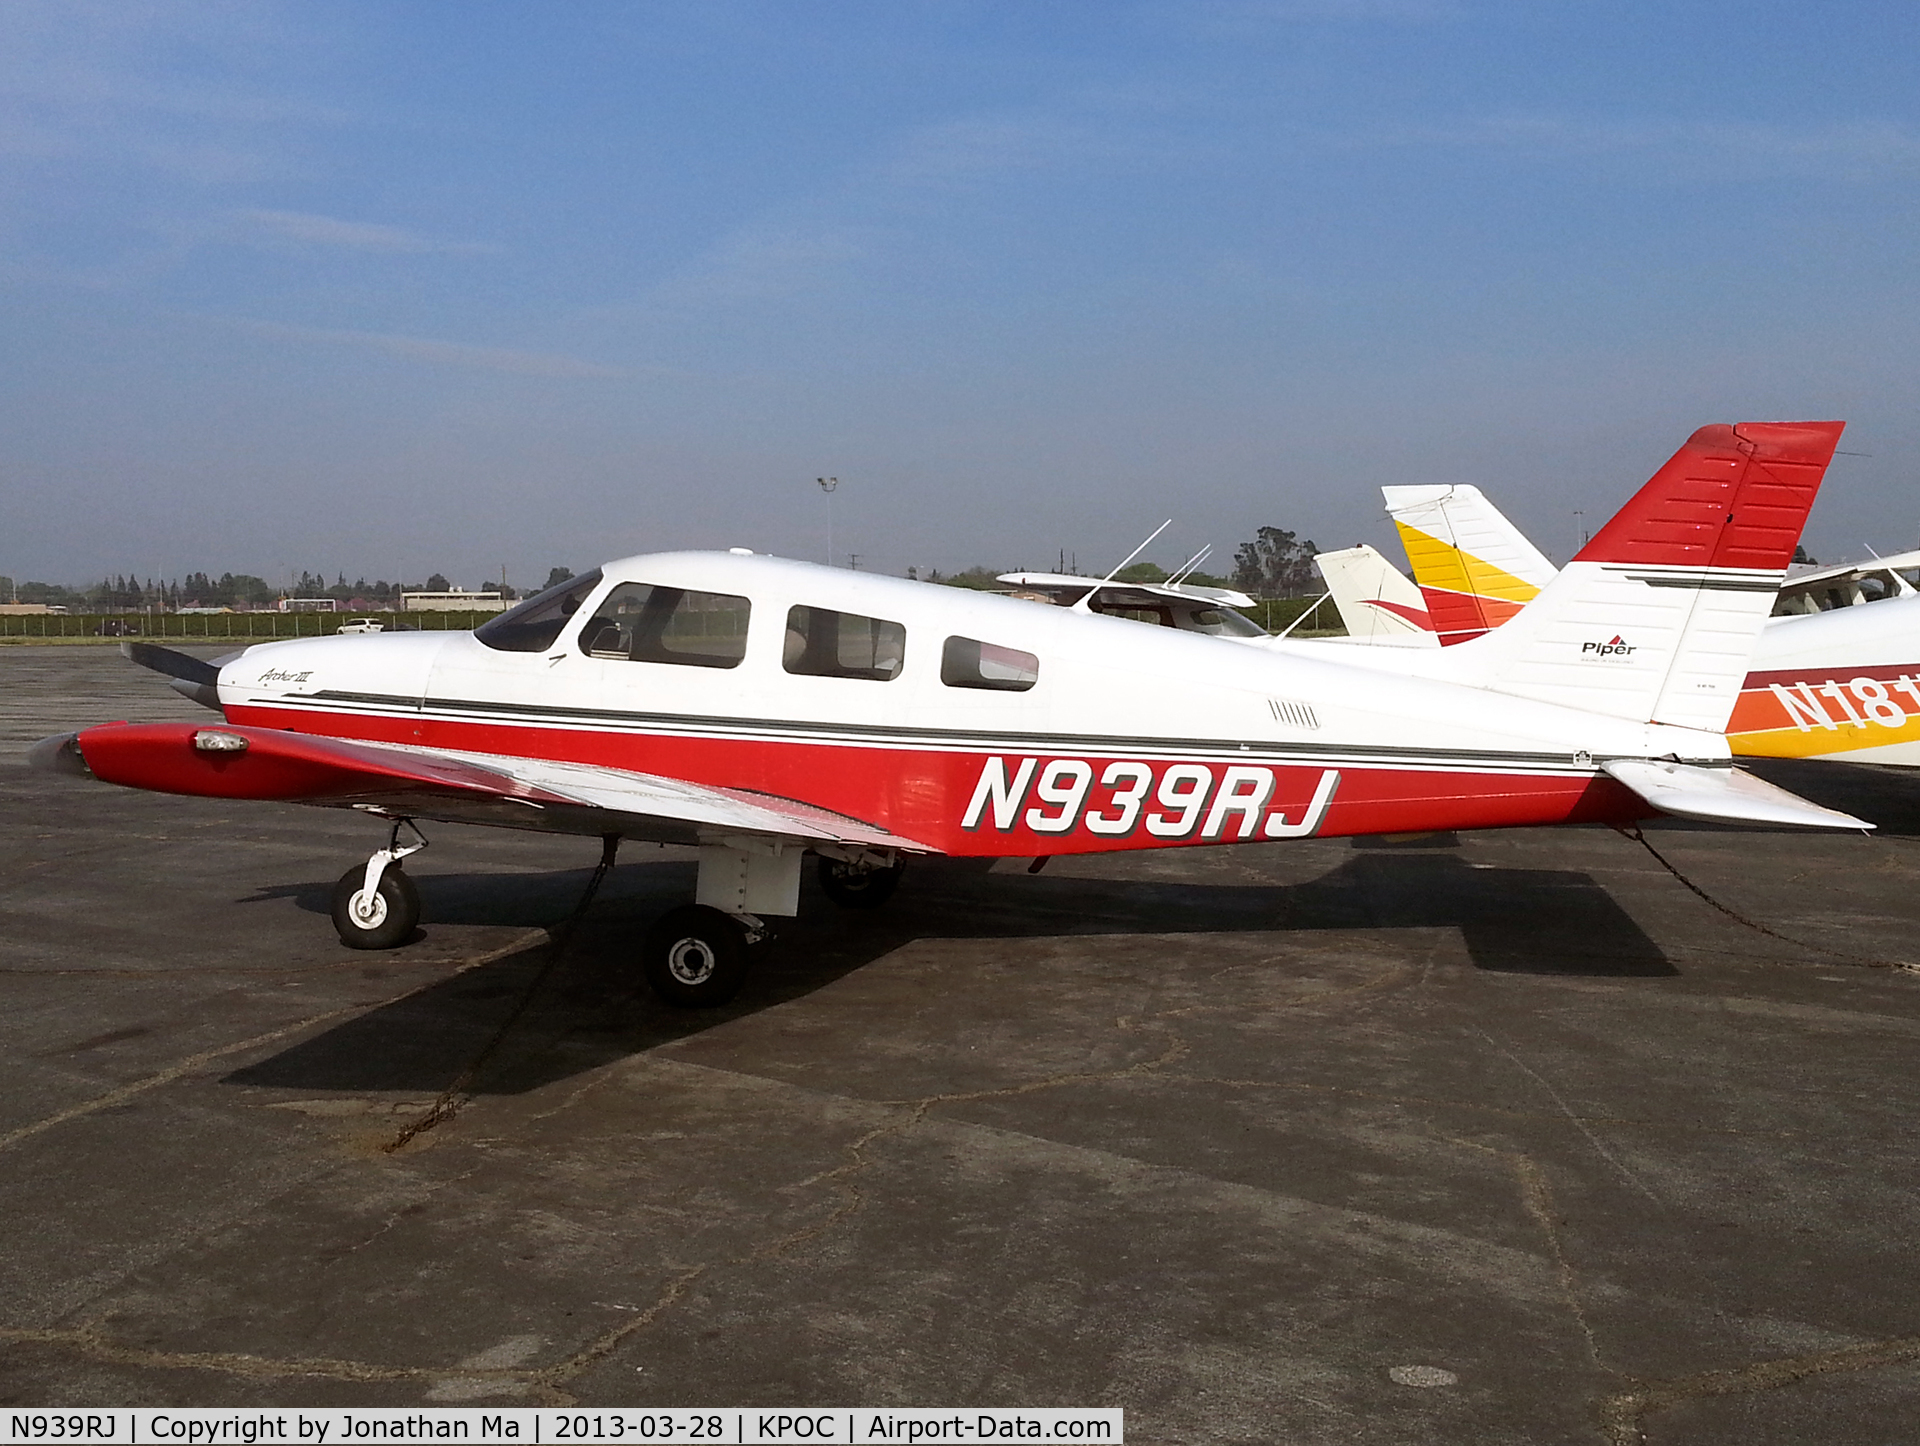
left=643, top=905, right=750, bottom=1008
left=817, top=855, right=904, bottom=909
left=330, top=865, right=421, bottom=950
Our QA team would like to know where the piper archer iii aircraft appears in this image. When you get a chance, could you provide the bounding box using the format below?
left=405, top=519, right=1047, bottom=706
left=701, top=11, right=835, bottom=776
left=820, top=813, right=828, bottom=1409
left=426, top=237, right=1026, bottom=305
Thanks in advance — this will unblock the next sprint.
left=30, top=420, right=1868, bottom=1007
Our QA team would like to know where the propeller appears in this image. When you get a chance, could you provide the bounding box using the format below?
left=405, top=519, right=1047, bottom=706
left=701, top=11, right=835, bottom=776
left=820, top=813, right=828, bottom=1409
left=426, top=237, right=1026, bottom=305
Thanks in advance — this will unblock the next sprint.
left=121, top=641, right=224, bottom=711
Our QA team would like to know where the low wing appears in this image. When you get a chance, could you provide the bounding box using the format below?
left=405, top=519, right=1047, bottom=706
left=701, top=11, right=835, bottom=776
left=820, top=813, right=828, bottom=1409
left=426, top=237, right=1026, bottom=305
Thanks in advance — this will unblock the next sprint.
left=1602, top=759, right=1871, bottom=831
left=38, top=722, right=938, bottom=853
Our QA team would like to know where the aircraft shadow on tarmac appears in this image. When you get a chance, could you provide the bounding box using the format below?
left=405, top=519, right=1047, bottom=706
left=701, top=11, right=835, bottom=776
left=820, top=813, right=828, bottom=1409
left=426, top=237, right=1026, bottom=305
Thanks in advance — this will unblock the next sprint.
left=1739, top=757, right=1920, bottom=836
left=225, top=840, right=1672, bottom=1098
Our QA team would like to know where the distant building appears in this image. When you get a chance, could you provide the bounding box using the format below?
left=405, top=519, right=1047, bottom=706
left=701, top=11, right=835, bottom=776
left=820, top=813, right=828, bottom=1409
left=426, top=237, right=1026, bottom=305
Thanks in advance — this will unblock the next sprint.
left=402, top=590, right=507, bottom=613
left=0, top=603, right=56, bottom=615
left=278, top=598, right=340, bottom=613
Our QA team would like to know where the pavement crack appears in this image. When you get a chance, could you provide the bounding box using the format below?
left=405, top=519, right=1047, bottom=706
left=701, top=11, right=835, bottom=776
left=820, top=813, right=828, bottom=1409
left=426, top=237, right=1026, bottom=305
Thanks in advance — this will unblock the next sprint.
left=0, top=1322, right=471, bottom=1388
left=1598, top=1335, right=1920, bottom=1445
left=1470, top=1025, right=1663, bottom=1205
left=0, top=926, right=561, bottom=1158
left=1434, top=1129, right=1610, bottom=1406
left=525, top=1264, right=712, bottom=1404
left=1162, top=1073, right=1798, bottom=1135
left=0, top=1009, right=363, bottom=1155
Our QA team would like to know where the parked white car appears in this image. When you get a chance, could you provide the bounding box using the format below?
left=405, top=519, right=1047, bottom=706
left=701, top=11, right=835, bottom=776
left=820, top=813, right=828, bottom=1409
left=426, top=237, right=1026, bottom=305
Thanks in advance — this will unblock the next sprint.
left=335, top=618, right=385, bottom=635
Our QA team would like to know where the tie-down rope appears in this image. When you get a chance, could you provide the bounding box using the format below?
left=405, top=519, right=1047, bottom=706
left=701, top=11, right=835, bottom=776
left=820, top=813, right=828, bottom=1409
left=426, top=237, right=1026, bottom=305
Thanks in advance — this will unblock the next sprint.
left=384, top=834, right=622, bottom=1152
left=1614, top=824, right=1915, bottom=974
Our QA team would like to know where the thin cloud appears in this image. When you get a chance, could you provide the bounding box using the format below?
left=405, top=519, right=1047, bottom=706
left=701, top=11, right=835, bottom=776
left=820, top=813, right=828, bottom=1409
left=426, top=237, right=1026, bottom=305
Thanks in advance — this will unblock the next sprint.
left=1195, top=0, right=1467, bottom=28
left=236, top=209, right=495, bottom=255
left=650, top=226, right=872, bottom=306
left=1372, top=114, right=1920, bottom=175
left=238, top=319, right=627, bottom=378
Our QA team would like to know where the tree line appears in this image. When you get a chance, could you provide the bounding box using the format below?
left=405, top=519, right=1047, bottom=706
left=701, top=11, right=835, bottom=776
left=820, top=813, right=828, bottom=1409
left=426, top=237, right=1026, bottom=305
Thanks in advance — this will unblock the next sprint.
left=3, top=534, right=1324, bottom=614
left=0, top=568, right=580, bottom=612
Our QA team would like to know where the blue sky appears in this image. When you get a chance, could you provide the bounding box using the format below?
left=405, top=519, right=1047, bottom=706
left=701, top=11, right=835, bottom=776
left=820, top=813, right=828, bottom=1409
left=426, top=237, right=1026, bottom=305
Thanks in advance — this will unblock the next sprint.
left=4, top=1, right=1918, bottom=589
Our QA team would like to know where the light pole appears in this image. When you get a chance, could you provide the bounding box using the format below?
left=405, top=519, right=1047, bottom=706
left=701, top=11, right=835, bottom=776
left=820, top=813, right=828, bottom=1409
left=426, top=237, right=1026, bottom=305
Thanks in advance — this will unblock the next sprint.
left=817, top=477, right=838, bottom=566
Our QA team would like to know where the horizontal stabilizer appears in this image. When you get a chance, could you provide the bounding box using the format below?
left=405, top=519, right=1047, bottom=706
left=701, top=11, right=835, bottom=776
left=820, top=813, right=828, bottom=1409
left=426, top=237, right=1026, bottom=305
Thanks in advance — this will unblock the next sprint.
left=1602, top=758, right=1871, bottom=831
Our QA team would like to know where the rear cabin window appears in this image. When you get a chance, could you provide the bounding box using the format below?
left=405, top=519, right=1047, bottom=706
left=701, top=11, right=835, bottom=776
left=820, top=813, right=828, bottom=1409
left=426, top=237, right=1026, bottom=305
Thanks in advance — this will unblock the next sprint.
left=1094, top=602, right=1175, bottom=628
left=578, top=583, right=751, bottom=669
left=475, top=570, right=604, bottom=652
left=1188, top=607, right=1268, bottom=638
left=942, top=636, right=1039, bottom=692
left=784, top=606, right=906, bottom=681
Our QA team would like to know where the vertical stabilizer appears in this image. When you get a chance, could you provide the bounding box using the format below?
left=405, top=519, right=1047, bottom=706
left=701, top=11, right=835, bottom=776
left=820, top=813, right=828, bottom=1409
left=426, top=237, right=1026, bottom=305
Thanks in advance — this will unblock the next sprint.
left=1385, top=484, right=1557, bottom=644
left=1312, top=544, right=1439, bottom=647
left=1434, top=422, right=1843, bottom=732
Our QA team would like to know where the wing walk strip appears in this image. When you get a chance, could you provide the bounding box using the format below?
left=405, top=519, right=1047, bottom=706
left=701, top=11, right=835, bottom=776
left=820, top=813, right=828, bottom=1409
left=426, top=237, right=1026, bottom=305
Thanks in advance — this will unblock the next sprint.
left=250, top=692, right=1625, bottom=777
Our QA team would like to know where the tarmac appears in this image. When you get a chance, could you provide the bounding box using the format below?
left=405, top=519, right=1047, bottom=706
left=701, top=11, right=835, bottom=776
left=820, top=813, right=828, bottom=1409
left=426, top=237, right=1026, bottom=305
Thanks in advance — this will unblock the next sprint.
left=2, top=644, right=1918, bottom=1443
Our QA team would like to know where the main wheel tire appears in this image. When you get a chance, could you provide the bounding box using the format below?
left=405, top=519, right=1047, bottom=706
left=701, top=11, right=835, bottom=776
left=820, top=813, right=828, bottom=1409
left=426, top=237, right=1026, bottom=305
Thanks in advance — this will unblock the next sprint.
left=330, top=865, right=421, bottom=950
left=817, top=855, right=904, bottom=909
left=643, top=905, right=750, bottom=1008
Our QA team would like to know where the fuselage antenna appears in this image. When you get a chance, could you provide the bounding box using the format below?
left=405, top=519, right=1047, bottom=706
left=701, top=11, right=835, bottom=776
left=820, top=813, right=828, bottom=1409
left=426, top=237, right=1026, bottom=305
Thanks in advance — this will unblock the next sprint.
left=1167, top=543, right=1212, bottom=585
left=1101, top=520, right=1173, bottom=583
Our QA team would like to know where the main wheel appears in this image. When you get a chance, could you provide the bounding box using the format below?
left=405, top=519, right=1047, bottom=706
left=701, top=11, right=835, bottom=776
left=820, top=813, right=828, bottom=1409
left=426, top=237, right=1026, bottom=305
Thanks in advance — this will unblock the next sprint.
left=643, top=905, right=750, bottom=1008
left=817, top=855, right=904, bottom=909
left=331, top=864, right=421, bottom=950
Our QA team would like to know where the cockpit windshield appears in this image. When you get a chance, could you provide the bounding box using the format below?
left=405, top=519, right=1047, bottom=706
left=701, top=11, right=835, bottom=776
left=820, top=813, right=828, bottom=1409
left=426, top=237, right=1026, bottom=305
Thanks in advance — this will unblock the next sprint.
left=475, top=570, right=604, bottom=652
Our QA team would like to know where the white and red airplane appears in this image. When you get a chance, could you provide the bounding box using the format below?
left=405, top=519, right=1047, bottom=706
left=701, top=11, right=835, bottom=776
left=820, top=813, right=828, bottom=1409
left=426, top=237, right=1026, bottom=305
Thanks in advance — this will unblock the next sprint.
left=31, top=420, right=1866, bottom=1007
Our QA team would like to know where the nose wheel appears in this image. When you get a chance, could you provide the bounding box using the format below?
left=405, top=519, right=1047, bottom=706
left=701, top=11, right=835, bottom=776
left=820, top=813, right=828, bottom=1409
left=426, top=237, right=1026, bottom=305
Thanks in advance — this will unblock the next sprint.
left=331, top=819, right=427, bottom=949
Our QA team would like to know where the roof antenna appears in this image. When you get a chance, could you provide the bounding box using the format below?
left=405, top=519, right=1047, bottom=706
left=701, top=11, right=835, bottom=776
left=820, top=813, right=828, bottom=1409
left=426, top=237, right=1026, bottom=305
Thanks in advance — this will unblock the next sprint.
left=1071, top=519, right=1173, bottom=614
left=1100, top=520, right=1172, bottom=583
left=1168, top=543, right=1212, bottom=584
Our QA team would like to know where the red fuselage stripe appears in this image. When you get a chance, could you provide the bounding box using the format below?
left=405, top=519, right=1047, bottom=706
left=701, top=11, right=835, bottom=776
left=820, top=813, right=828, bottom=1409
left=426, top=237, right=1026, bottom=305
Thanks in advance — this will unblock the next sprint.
left=224, top=702, right=1647, bottom=855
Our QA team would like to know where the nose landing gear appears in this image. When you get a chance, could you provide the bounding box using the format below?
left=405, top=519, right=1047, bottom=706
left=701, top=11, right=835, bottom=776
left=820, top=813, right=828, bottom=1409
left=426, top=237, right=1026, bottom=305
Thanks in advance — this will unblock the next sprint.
left=331, top=819, right=428, bottom=949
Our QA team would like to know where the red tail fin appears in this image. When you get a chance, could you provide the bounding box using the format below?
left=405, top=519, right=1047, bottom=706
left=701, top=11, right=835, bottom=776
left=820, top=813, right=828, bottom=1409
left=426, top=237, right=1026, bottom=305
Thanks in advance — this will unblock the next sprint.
left=1575, top=421, right=1844, bottom=570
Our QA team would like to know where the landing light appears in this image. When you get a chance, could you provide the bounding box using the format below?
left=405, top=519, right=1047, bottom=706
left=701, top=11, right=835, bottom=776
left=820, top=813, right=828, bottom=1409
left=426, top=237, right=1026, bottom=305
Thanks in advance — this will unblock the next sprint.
left=193, top=730, right=250, bottom=754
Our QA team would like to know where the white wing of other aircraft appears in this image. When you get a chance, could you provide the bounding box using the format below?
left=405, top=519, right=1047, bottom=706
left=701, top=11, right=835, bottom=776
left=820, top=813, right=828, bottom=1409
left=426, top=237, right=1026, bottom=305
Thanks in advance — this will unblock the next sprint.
left=1775, top=549, right=1920, bottom=614
left=994, top=572, right=1271, bottom=643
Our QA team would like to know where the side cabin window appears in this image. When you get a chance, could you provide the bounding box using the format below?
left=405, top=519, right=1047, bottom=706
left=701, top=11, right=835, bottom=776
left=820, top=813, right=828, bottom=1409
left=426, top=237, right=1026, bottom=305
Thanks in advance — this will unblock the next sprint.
left=475, top=570, right=604, bottom=652
left=1093, top=601, right=1176, bottom=628
left=784, top=605, right=905, bottom=681
left=942, top=636, right=1038, bottom=692
left=578, top=583, right=751, bottom=669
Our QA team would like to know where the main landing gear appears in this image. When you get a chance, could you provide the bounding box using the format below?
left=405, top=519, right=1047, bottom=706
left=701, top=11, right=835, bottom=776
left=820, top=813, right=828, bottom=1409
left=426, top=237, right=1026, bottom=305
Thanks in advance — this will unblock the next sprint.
left=331, top=819, right=428, bottom=949
left=632, top=843, right=906, bottom=1008
left=642, top=905, right=760, bottom=1008
left=327, top=822, right=904, bottom=1010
